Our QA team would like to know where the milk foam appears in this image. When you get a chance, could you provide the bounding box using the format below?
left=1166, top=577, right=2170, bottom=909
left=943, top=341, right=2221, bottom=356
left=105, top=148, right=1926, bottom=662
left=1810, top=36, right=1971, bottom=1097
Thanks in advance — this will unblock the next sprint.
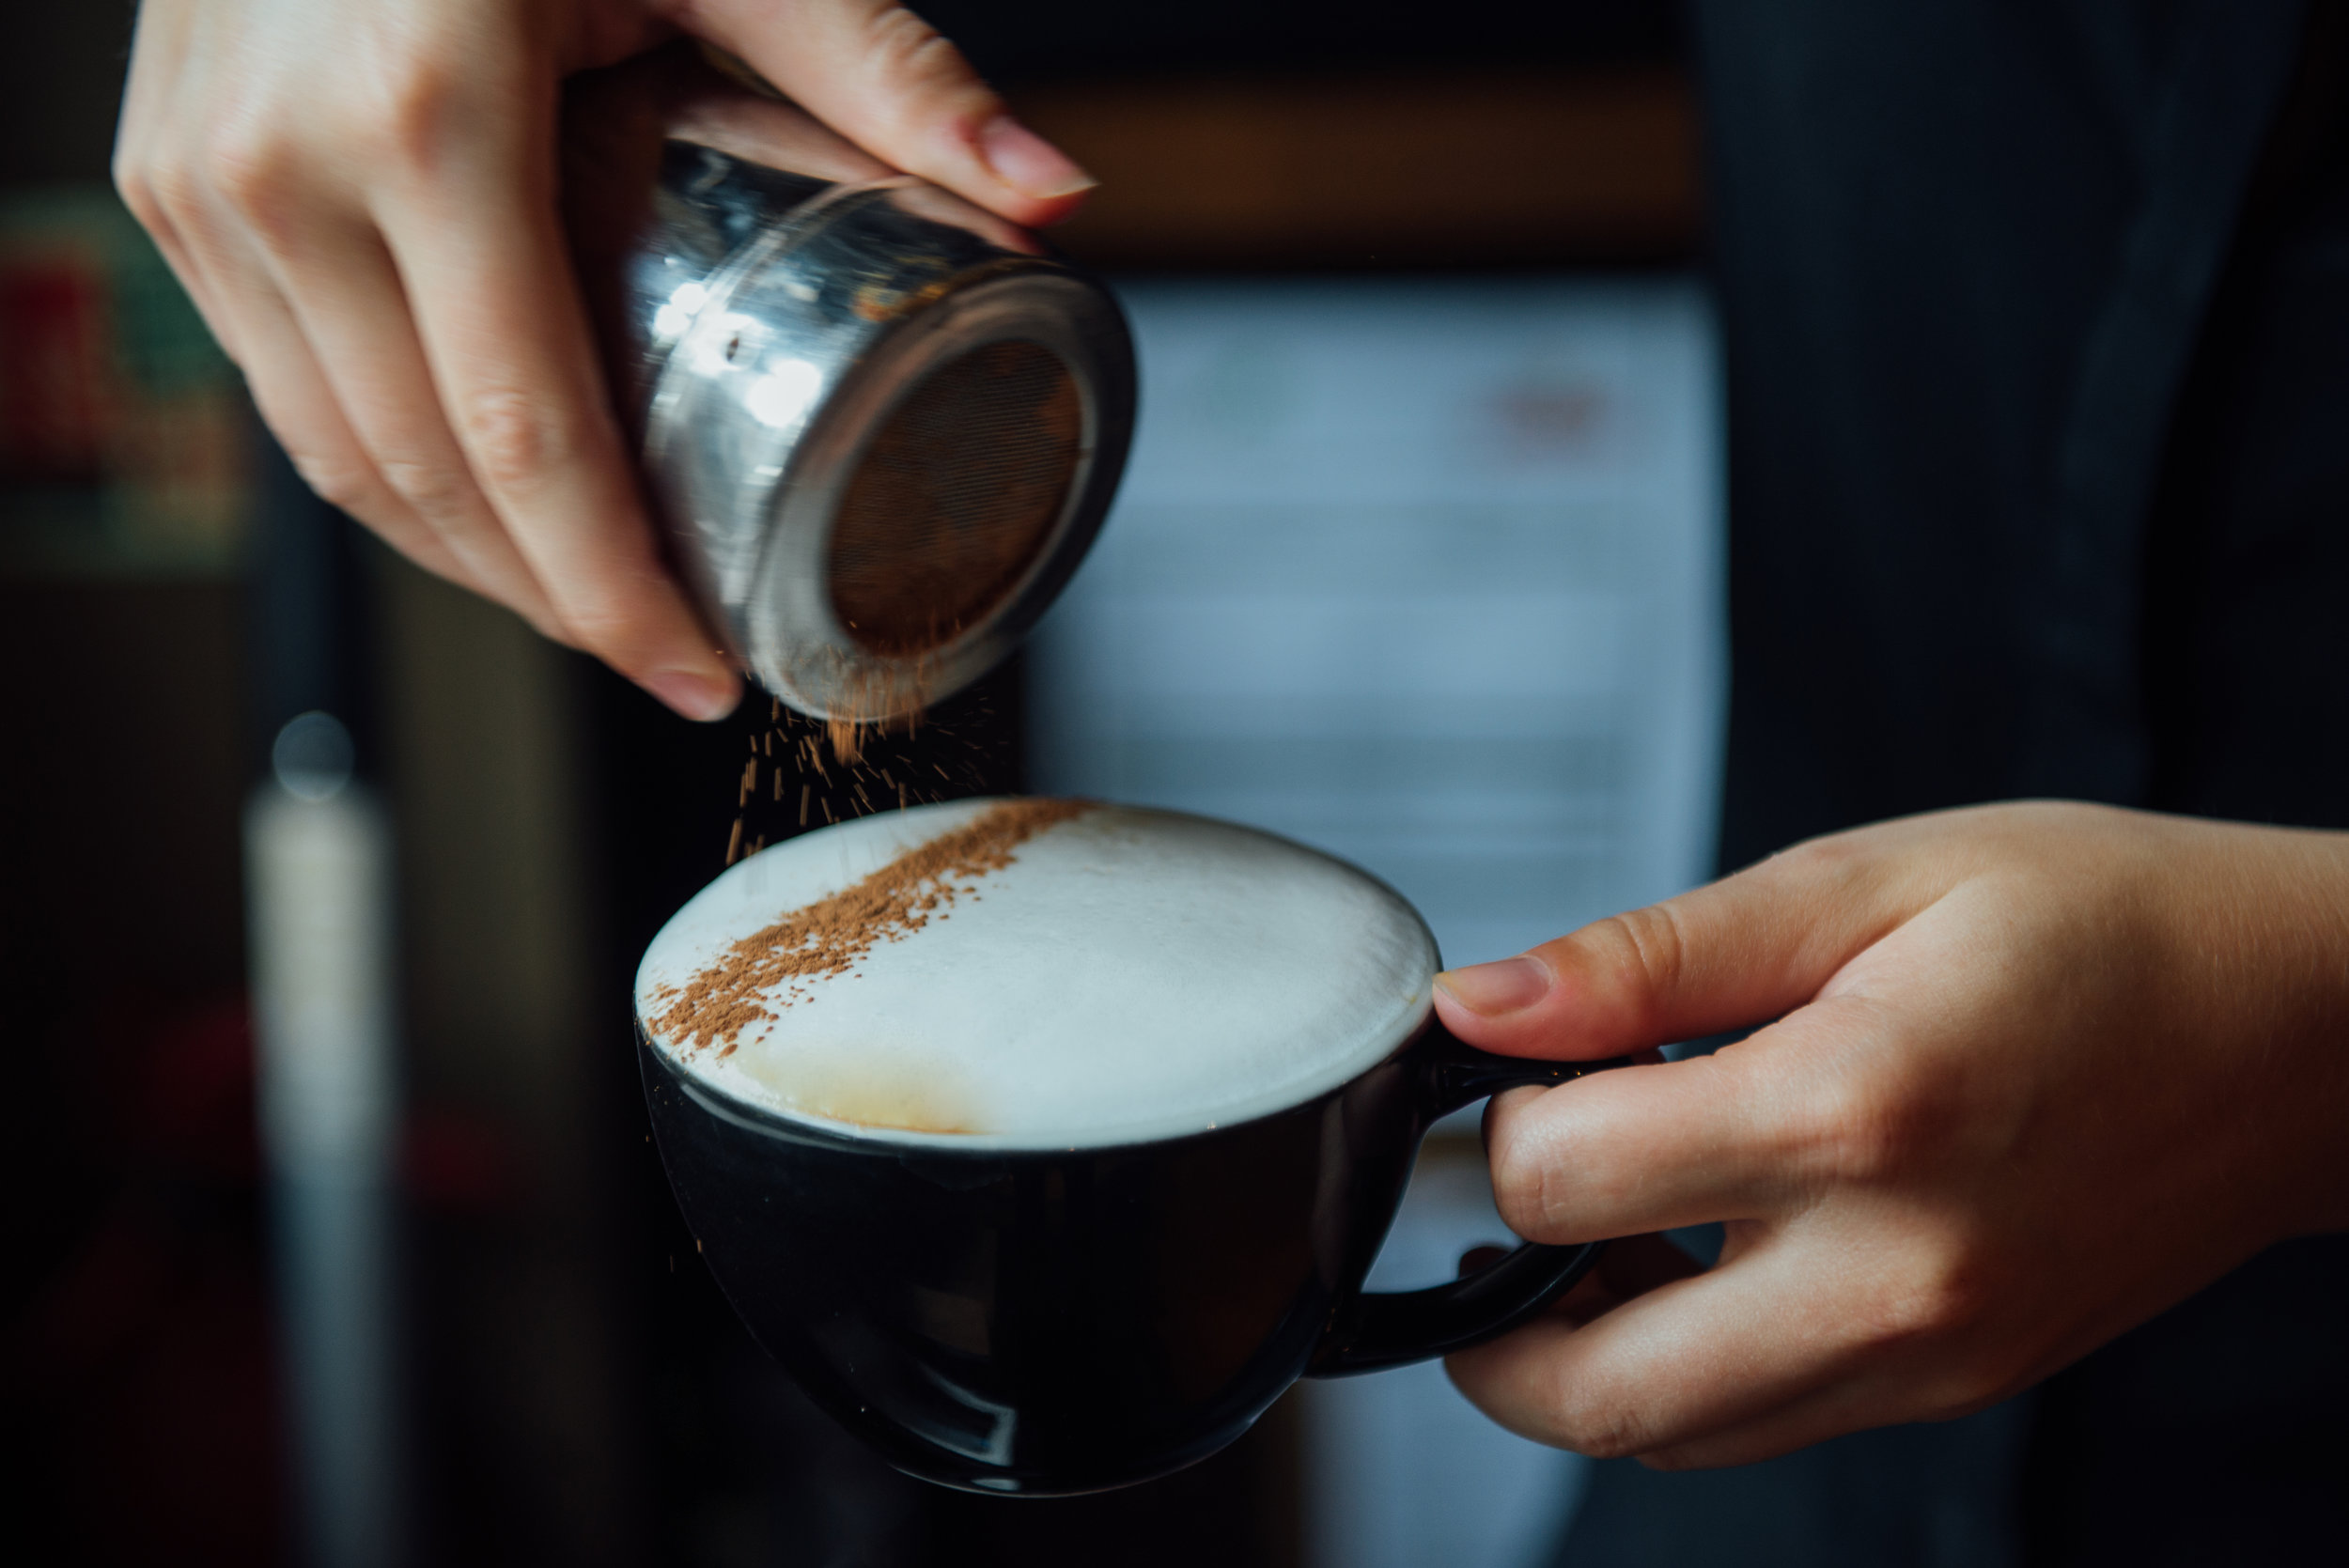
left=634, top=800, right=1439, bottom=1148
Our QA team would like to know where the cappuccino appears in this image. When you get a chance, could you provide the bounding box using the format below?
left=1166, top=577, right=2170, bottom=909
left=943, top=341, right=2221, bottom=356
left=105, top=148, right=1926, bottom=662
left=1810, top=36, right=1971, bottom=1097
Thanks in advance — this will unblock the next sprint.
left=635, top=800, right=1439, bottom=1148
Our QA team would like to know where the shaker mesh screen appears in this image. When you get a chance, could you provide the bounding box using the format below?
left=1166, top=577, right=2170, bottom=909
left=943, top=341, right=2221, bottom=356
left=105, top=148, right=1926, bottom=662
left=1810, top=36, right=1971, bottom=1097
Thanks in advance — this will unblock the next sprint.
left=827, top=339, right=1082, bottom=656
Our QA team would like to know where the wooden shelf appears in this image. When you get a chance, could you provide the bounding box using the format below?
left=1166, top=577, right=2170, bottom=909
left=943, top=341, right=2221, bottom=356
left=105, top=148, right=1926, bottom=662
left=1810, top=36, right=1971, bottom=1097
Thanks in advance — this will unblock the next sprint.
left=1010, top=66, right=1703, bottom=270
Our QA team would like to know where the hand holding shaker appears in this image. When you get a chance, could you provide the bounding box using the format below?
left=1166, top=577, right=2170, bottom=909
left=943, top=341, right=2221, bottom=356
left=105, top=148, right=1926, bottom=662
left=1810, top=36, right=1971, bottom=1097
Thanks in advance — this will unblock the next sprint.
left=571, top=50, right=1136, bottom=723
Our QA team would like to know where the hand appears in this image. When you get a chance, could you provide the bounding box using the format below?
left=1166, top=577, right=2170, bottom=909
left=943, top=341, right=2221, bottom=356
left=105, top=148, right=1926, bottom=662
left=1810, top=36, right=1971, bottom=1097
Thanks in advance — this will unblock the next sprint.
left=1433, top=801, right=2349, bottom=1468
left=113, top=0, right=1093, bottom=720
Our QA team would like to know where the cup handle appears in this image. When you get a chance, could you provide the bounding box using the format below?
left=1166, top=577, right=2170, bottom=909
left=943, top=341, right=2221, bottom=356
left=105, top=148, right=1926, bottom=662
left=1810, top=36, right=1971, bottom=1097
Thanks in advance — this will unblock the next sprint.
left=1306, top=1018, right=1634, bottom=1376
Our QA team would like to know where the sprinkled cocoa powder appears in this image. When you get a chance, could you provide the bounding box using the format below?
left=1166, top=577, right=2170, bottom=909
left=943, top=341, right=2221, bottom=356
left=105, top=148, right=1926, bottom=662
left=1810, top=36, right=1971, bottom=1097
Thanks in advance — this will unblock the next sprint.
left=650, top=798, right=1092, bottom=1055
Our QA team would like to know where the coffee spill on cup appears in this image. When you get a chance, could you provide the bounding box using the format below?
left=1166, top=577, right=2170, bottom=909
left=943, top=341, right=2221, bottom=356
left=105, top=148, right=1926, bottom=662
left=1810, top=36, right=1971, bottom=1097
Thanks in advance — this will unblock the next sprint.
left=735, top=1044, right=982, bottom=1135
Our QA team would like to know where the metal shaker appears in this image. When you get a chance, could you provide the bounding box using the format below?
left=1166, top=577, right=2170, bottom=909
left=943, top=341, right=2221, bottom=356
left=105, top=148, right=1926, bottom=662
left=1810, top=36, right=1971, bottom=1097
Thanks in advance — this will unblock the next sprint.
left=612, top=137, right=1136, bottom=723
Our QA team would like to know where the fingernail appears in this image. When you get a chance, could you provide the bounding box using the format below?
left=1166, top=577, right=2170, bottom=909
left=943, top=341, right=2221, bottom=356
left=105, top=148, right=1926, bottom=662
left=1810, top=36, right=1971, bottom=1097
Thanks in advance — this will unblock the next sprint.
left=979, top=115, right=1096, bottom=200
left=646, top=669, right=739, bottom=722
left=1435, top=955, right=1552, bottom=1017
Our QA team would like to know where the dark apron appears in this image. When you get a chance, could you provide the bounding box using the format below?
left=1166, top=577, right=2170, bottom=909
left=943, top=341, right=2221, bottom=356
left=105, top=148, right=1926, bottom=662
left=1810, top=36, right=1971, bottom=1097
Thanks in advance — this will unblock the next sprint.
left=1562, top=2, right=2349, bottom=1561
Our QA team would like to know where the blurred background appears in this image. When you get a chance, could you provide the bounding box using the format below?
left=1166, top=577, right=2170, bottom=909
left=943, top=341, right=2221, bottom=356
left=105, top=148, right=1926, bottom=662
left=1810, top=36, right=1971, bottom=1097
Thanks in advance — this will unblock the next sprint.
left=0, top=5, right=1718, bottom=1565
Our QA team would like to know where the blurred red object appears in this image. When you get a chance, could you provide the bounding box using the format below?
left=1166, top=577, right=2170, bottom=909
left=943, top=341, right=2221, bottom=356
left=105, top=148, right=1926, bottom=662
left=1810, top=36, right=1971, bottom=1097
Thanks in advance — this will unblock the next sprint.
left=403, top=1107, right=519, bottom=1213
left=0, top=189, right=250, bottom=573
left=0, top=256, right=113, bottom=481
left=133, top=998, right=263, bottom=1182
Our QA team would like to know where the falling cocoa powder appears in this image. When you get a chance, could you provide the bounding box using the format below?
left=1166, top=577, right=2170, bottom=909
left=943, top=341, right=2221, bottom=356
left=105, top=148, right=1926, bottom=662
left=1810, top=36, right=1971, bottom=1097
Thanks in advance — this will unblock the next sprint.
left=815, top=655, right=944, bottom=765
left=650, top=797, right=1092, bottom=1055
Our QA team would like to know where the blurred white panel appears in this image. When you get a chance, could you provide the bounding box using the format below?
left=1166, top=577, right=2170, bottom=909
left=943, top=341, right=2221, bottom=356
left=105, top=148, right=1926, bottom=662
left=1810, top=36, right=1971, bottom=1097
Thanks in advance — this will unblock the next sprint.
left=1029, top=275, right=1723, bottom=1567
left=1032, top=277, right=1724, bottom=969
left=246, top=781, right=403, bottom=1568
left=1300, top=1153, right=1586, bottom=1568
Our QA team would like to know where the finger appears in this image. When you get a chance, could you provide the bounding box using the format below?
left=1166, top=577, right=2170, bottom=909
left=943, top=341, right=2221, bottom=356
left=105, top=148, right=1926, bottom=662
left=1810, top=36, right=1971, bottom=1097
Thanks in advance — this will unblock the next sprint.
left=1462, top=1232, right=1707, bottom=1330
left=123, top=145, right=488, bottom=597
left=1637, top=1306, right=2038, bottom=1471
left=666, top=78, right=895, bottom=187
left=692, top=0, right=1095, bottom=225
left=1550, top=1232, right=1709, bottom=1326
left=1475, top=1007, right=1881, bottom=1244
left=241, top=210, right=573, bottom=641
left=369, top=125, right=742, bottom=718
left=1445, top=1226, right=1851, bottom=1461
left=1438, top=1239, right=1701, bottom=1333
left=115, top=11, right=241, bottom=365
left=116, top=162, right=241, bottom=367
left=1433, top=821, right=1957, bottom=1060
left=1631, top=1376, right=1926, bottom=1471
left=226, top=277, right=482, bottom=595
left=558, top=46, right=893, bottom=250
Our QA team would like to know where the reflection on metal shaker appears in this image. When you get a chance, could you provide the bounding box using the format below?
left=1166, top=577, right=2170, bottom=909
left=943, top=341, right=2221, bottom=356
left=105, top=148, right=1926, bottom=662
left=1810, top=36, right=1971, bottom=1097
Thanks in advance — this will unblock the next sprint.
left=611, top=141, right=1136, bottom=723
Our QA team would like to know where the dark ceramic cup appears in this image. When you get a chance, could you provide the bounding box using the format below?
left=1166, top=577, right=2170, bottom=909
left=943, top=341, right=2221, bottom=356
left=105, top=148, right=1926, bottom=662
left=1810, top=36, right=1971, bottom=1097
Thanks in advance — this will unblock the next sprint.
left=639, top=1010, right=1627, bottom=1496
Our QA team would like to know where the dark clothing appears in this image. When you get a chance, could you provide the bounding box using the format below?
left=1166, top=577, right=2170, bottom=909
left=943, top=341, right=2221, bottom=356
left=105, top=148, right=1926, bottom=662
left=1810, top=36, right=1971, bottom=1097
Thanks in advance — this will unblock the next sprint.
left=1704, top=0, right=2349, bottom=858
left=1563, top=1, right=2349, bottom=1561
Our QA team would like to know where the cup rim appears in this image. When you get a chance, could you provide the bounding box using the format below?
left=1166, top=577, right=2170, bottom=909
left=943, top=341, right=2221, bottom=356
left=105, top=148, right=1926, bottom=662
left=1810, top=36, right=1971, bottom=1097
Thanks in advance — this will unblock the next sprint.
left=633, top=800, right=1444, bottom=1154
left=637, top=1013, right=1436, bottom=1159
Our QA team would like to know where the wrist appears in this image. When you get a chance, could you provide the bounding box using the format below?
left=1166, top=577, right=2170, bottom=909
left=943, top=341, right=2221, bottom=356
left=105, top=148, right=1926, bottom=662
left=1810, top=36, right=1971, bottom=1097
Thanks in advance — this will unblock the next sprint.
left=2195, top=822, right=2349, bottom=1239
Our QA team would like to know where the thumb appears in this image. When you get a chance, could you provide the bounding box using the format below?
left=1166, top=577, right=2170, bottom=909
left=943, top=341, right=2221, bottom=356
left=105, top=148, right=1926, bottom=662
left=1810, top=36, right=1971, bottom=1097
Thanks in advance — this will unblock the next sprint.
left=1432, top=828, right=1942, bottom=1060
left=686, top=0, right=1095, bottom=225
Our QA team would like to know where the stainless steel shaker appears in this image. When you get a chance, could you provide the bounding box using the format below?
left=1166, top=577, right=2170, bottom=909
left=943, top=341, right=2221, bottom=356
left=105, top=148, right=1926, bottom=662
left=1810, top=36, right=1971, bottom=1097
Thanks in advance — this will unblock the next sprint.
left=611, top=136, right=1136, bottom=724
